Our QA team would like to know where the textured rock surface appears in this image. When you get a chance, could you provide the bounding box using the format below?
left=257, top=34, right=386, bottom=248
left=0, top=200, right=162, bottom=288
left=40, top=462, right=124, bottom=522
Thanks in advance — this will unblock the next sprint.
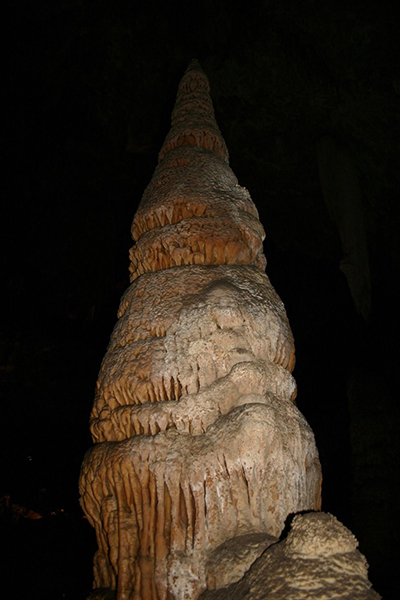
left=199, top=512, right=381, bottom=600
left=205, top=532, right=278, bottom=590
left=80, top=60, right=322, bottom=599
left=90, top=265, right=297, bottom=443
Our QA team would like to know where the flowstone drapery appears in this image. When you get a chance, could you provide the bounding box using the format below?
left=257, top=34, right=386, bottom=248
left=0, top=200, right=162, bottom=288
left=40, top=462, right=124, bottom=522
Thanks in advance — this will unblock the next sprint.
left=80, top=61, right=378, bottom=600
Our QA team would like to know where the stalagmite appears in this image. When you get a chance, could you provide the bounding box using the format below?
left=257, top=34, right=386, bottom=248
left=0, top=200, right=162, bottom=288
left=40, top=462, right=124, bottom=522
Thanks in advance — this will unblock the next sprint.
left=80, top=61, right=378, bottom=599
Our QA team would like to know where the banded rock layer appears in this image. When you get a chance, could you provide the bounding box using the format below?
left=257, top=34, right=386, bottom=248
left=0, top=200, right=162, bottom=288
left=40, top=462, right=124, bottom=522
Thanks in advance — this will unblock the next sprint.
left=80, top=60, right=322, bottom=600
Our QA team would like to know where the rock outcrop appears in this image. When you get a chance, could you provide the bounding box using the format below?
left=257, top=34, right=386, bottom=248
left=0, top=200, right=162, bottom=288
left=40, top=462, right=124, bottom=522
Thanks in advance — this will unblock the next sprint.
left=80, top=61, right=377, bottom=600
left=199, top=512, right=381, bottom=600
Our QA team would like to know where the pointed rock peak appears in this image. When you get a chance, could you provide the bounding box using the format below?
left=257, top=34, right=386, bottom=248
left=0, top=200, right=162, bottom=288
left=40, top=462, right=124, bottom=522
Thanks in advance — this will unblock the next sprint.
left=184, top=58, right=204, bottom=74
left=158, top=60, right=229, bottom=163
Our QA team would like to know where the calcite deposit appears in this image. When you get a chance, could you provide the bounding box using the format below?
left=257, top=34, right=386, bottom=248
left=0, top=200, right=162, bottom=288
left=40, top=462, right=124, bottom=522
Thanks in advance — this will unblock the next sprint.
left=80, top=60, right=325, bottom=599
left=200, top=513, right=381, bottom=600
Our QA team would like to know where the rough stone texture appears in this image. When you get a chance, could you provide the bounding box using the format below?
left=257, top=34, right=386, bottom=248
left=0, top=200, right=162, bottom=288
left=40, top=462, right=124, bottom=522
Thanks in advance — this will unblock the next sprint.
left=156, top=61, right=229, bottom=164
left=90, top=265, right=297, bottom=443
left=205, top=533, right=278, bottom=590
left=199, top=512, right=381, bottom=600
left=80, top=60, right=323, bottom=599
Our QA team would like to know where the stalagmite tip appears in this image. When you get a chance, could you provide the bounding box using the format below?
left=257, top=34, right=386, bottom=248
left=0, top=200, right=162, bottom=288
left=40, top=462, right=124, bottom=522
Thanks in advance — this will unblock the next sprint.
left=158, top=59, right=229, bottom=163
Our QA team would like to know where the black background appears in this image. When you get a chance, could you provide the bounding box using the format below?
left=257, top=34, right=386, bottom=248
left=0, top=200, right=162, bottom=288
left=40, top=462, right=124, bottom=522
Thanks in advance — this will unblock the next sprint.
left=2, top=1, right=399, bottom=598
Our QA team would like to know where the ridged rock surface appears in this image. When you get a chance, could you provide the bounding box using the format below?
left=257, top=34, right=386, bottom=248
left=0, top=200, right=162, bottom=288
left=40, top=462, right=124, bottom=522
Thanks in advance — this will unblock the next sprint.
left=80, top=60, right=323, bottom=600
left=199, top=513, right=381, bottom=600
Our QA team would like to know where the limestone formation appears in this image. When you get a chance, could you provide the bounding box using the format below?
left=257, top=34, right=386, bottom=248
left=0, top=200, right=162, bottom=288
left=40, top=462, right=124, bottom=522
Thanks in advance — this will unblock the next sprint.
left=199, top=513, right=381, bottom=600
left=80, top=60, right=348, bottom=600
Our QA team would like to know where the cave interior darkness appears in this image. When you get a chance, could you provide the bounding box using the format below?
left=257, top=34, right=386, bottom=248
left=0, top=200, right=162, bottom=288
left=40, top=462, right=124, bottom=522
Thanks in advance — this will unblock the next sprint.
left=2, top=1, right=399, bottom=598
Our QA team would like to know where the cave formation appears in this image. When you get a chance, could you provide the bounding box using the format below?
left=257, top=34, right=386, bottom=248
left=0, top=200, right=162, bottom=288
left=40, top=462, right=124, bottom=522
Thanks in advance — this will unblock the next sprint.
left=80, top=61, right=379, bottom=600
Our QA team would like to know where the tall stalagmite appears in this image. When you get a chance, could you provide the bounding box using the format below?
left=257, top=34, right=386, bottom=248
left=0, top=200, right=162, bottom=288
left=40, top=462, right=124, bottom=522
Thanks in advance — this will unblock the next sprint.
left=81, top=60, right=338, bottom=599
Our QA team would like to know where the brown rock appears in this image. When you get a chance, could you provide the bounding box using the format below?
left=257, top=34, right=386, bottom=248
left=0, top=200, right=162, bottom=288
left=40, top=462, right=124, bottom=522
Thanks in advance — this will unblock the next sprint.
left=81, top=401, right=321, bottom=599
left=131, top=146, right=259, bottom=241
left=199, top=512, right=381, bottom=599
left=90, top=265, right=296, bottom=443
left=129, top=213, right=266, bottom=281
left=205, top=532, right=278, bottom=590
left=80, top=61, right=322, bottom=599
left=157, top=60, right=229, bottom=164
